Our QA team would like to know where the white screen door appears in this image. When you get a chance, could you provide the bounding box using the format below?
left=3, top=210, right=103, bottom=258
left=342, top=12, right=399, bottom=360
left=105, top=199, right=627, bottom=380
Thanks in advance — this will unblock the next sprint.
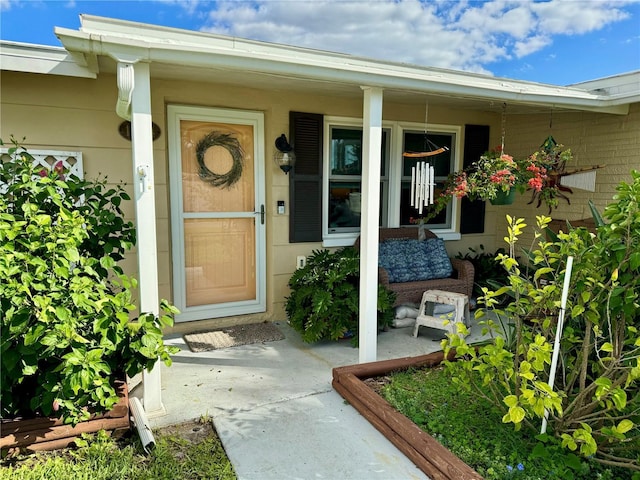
left=168, top=105, right=266, bottom=322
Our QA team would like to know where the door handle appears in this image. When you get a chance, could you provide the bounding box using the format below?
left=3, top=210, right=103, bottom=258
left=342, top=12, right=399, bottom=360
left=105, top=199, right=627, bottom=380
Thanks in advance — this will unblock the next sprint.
left=255, top=204, right=265, bottom=225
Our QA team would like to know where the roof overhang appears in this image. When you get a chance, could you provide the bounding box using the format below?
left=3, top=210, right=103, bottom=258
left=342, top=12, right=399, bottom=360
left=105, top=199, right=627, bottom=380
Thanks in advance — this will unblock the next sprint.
left=6, top=14, right=638, bottom=115
left=0, top=41, right=96, bottom=78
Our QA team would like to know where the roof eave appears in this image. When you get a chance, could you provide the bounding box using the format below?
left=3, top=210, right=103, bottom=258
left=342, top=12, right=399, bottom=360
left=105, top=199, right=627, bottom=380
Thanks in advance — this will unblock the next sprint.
left=53, top=18, right=636, bottom=115
left=0, top=40, right=96, bottom=78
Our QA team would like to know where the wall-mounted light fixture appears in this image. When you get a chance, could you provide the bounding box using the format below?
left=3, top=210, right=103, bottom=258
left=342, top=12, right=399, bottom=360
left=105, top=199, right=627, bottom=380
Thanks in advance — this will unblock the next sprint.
left=118, top=120, right=162, bottom=142
left=274, top=134, right=296, bottom=174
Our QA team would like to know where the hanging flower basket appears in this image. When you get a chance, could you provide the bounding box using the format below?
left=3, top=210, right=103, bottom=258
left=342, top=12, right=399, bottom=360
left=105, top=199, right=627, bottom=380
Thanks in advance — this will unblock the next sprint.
left=490, top=188, right=516, bottom=205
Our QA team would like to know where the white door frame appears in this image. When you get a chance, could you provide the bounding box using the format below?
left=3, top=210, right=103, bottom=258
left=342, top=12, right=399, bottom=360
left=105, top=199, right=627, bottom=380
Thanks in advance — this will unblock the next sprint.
left=167, top=105, right=266, bottom=322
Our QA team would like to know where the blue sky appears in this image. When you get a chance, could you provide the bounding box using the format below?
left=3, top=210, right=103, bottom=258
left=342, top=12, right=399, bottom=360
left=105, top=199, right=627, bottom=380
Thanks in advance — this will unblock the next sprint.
left=1, top=0, right=639, bottom=85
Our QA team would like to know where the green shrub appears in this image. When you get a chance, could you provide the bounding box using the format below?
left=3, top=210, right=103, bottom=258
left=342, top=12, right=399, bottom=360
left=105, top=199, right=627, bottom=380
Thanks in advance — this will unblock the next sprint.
left=285, top=247, right=395, bottom=344
left=0, top=138, right=179, bottom=424
left=444, top=170, right=640, bottom=472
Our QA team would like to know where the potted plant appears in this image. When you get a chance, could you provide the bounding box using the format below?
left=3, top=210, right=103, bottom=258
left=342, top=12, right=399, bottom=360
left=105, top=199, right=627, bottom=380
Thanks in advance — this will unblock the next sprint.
left=524, top=141, right=574, bottom=211
left=0, top=138, right=179, bottom=436
left=446, top=148, right=522, bottom=204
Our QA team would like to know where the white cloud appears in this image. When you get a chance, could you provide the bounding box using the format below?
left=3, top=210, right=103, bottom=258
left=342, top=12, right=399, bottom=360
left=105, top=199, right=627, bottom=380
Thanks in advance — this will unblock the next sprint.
left=515, top=35, right=551, bottom=58
left=157, top=0, right=204, bottom=16
left=179, top=0, right=637, bottom=74
left=1, top=0, right=16, bottom=11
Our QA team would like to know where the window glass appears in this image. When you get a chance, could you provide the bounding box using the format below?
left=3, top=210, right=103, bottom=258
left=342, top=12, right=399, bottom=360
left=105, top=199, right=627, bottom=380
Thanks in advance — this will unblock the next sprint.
left=327, top=127, right=388, bottom=233
left=330, top=128, right=362, bottom=176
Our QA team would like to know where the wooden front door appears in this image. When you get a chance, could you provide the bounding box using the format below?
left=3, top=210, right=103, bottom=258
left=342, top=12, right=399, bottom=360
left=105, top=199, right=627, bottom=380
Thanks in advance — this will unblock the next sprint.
left=168, top=105, right=265, bottom=322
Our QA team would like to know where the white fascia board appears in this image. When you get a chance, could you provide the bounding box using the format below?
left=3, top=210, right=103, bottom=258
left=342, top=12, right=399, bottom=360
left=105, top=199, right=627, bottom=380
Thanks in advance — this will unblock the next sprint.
left=0, top=41, right=96, bottom=78
left=569, top=71, right=640, bottom=104
left=56, top=16, right=635, bottom=113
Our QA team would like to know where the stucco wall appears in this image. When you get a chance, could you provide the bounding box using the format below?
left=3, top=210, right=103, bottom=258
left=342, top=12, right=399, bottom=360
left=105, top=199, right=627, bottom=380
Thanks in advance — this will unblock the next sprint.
left=3, top=69, right=637, bottom=332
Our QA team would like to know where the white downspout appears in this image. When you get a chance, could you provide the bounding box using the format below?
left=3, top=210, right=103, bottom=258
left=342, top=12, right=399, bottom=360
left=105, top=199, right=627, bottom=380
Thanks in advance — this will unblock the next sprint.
left=358, top=86, right=383, bottom=364
left=116, top=60, right=164, bottom=416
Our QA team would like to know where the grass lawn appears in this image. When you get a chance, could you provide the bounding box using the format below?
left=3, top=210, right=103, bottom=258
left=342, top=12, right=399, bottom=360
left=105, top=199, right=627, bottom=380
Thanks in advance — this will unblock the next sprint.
left=377, top=365, right=637, bottom=480
left=0, top=419, right=236, bottom=480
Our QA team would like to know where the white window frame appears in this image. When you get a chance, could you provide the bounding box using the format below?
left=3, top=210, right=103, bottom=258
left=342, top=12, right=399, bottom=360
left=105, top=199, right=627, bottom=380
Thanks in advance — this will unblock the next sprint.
left=322, top=118, right=462, bottom=247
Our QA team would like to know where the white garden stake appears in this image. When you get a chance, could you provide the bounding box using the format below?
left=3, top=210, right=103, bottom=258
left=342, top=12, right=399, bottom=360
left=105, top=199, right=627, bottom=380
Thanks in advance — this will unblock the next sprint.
left=541, top=255, right=574, bottom=434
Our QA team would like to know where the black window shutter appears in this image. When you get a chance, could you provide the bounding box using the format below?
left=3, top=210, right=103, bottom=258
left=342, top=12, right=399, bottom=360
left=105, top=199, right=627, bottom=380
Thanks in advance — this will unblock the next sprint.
left=289, top=112, right=323, bottom=243
left=460, top=124, right=490, bottom=234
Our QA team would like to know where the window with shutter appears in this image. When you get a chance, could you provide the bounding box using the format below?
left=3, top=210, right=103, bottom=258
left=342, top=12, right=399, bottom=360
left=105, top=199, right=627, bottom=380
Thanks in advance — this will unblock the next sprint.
left=287, top=114, right=485, bottom=244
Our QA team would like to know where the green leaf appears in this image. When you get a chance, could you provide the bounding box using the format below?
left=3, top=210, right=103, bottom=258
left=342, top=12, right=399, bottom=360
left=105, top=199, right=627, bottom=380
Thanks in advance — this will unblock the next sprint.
left=22, top=364, right=37, bottom=376
left=508, top=405, right=525, bottom=423
left=534, top=267, right=553, bottom=282
left=561, top=433, right=577, bottom=451
left=64, top=247, right=80, bottom=263
left=571, top=305, right=585, bottom=317
left=503, top=395, right=518, bottom=408
left=611, top=388, right=627, bottom=410
left=616, top=419, right=634, bottom=434
left=588, top=199, right=606, bottom=227
left=600, top=342, right=614, bottom=353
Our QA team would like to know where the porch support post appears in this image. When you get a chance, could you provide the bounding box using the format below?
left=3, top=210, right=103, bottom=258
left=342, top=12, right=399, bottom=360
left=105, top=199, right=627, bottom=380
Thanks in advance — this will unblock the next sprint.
left=127, top=61, right=164, bottom=415
left=358, top=86, right=383, bottom=364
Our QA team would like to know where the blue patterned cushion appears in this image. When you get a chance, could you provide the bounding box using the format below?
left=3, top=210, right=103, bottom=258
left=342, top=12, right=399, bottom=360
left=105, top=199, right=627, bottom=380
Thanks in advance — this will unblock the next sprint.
left=379, top=238, right=453, bottom=283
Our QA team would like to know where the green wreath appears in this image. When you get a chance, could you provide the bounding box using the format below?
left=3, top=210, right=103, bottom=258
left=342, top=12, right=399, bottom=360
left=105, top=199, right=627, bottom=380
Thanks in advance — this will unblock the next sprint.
left=195, top=131, right=244, bottom=189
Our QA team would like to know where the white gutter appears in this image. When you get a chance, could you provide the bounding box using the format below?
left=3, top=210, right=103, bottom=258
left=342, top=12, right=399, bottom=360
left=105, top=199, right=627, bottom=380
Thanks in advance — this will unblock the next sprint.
left=0, top=41, right=96, bottom=78
left=53, top=16, right=636, bottom=115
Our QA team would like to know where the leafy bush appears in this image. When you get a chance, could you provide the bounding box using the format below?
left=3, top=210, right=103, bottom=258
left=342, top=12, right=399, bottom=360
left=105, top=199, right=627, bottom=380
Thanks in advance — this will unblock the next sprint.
left=0, top=138, right=179, bottom=424
left=444, top=170, right=640, bottom=472
left=285, top=247, right=395, bottom=344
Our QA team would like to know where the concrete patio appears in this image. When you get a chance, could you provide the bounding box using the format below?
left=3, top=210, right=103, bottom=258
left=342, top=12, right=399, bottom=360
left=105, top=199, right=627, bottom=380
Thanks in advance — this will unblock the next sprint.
left=145, top=319, right=491, bottom=479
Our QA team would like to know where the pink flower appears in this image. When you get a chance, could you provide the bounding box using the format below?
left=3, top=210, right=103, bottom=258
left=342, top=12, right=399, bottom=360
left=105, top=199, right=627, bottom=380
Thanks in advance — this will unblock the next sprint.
left=528, top=177, right=544, bottom=192
left=490, top=169, right=515, bottom=186
left=54, top=161, right=65, bottom=175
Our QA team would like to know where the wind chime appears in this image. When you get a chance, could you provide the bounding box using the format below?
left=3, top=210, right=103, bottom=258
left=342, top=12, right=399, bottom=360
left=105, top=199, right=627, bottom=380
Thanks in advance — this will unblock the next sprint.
left=406, top=102, right=448, bottom=214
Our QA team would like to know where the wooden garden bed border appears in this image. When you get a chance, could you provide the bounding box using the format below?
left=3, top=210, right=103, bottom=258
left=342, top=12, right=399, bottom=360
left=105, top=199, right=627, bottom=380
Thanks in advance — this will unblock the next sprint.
left=1, top=381, right=130, bottom=452
left=332, top=350, right=483, bottom=480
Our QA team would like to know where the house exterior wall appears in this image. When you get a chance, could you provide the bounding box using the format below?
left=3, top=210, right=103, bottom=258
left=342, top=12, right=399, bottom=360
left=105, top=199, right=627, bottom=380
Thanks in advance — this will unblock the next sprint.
left=2, top=69, right=637, bottom=332
left=488, top=103, right=640, bottom=251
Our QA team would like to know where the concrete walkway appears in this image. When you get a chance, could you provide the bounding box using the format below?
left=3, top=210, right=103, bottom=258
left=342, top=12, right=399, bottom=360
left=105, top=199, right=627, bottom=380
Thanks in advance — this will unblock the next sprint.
left=148, top=320, right=490, bottom=480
